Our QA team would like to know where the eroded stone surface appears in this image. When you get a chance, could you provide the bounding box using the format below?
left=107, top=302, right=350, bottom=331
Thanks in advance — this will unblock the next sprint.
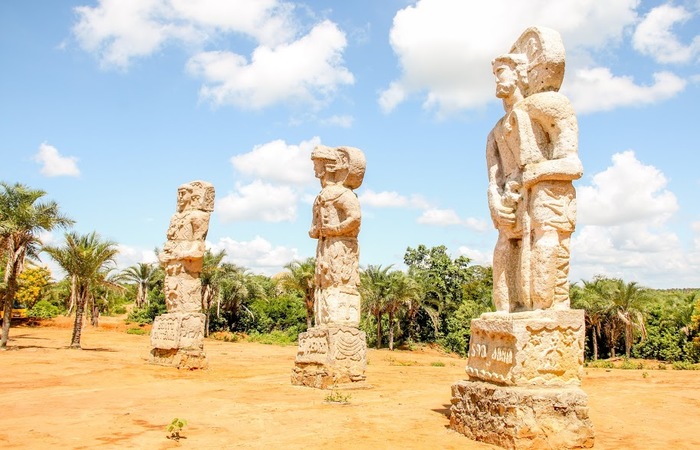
left=294, top=146, right=368, bottom=388
left=450, top=27, right=593, bottom=448
left=150, top=181, right=214, bottom=369
left=486, top=27, right=582, bottom=314
left=465, top=310, right=584, bottom=386
left=450, top=381, right=594, bottom=450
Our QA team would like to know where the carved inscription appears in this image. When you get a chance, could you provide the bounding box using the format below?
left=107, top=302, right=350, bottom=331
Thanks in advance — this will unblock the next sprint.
left=151, top=315, right=180, bottom=349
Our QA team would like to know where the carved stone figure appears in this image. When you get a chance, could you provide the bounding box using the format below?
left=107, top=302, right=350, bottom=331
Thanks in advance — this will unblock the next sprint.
left=292, top=145, right=368, bottom=389
left=486, top=27, right=583, bottom=313
left=309, top=145, right=365, bottom=327
left=450, top=28, right=594, bottom=449
left=150, top=180, right=214, bottom=369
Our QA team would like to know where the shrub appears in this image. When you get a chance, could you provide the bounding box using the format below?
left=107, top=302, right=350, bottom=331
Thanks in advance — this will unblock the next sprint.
left=672, top=361, right=699, bottom=370
left=126, top=327, right=147, bottom=335
left=27, top=300, right=60, bottom=319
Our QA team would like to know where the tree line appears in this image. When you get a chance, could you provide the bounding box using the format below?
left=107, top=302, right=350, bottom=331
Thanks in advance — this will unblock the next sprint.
left=2, top=181, right=700, bottom=364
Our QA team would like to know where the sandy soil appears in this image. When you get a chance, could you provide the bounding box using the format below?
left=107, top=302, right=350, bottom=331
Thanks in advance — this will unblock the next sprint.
left=1, top=317, right=699, bottom=450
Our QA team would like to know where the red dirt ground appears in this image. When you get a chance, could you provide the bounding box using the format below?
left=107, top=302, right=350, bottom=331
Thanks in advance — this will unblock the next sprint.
left=1, top=316, right=699, bottom=449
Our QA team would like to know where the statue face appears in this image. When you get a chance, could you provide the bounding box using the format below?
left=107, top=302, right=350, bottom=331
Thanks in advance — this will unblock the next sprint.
left=313, top=157, right=336, bottom=181
left=177, top=187, right=193, bottom=212
left=494, top=61, right=518, bottom=99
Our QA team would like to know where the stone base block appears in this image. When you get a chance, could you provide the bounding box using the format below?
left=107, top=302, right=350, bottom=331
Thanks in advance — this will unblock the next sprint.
left=292, top=326, right=367, bottom=389
left=466, top=310, right=585, bottom=386
left=149, top=312, right=207, bottom=369
left=450, top=380, right=594, bottom=449
left=150, top=348, right=209, bottom=370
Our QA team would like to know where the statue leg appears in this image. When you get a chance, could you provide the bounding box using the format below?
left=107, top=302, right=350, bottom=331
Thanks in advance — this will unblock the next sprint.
left=493, top=233, right=518, bottom=312
left=530, top=228, right=566, bottom=310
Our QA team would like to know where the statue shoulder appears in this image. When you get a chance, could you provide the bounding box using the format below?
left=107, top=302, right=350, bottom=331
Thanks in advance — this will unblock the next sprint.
left=519, top=91, right=574, bottom=121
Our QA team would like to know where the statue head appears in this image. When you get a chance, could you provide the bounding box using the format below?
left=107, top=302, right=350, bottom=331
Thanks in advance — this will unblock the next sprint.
left=492, top=53, right=528, bottom=100
left=310, top=145, right=366, bottom=190
left=176, top=180, right=215, bottom=212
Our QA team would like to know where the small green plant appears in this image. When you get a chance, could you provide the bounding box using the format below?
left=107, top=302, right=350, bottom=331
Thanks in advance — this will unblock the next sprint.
left=324, top=389, right=351, bottom=404
left=586, top=360, right=614, bottom=369
left=126, top=327, right=147, bottom=335
left=642, top=371, right=649, bottom=378
left=430, top=361, right=446, bottom=367
left=658, top=363, right=667, bottom=370
left=166, top=418, right=187, bottom=441
left=620, top=359, right=636, bottom=370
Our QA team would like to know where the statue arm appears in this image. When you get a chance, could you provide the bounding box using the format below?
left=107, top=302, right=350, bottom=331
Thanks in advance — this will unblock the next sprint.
left=522, top=93, right=583, bottom=188
left=486, top=131, right=516, bottom=228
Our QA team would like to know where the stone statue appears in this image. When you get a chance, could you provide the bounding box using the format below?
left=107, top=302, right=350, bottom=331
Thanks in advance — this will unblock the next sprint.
left=309, top=145, right=365, bottom=327
left=450, top=28, right=594, bottom=448
left=159, top=181, right=215, bottom=313
left=486, top=27, right=583, bottom=313
left=292, top=145, right=368, bottom=389
left=150, top=180, right=214, bottom=369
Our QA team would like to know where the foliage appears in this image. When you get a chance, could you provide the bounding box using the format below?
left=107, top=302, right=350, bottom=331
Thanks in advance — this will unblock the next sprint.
left=324, top=389, right=351, bottom=404
left=126, top=327, right=147, bottom=335
left=166, top=418, right=187, bottom=441
left=278, top=258, right=316, bottom=329
left=43, top=231, right=119, bottom=348
left=27, top=299, right=61, bottom=319
left=0, top=182, right=73, bottom=347
left=15, top=265, right=51, bottom=309
left=246, top=329, right=299, bottom=346
left=119, top=263, right=158, bottom=308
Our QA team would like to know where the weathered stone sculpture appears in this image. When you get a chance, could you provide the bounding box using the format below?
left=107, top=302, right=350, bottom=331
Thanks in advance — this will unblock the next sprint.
left=150, top=180, right=214, bottom=369
left=292, top=145, right=368, bottom=388
left=450, top=27, right=594, bottom=449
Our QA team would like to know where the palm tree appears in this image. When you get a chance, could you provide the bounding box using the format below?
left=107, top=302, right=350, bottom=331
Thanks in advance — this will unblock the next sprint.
left=278, top=258, right=316, bottom=329
left=607, top=279, right=648, bottom=358
left=120, top=262, right=157, bottom=308
left=0, top=182, right=73, bottom=348
left=360, top=264, right=392, bottom=349
left=43, top=231, right=118, bottom=349
left=572, top=279, right=611, bottom=361
left=199, top=249, right=226, bottom=335
left=218, top=265, right=263, bottom=331
left=384, top=271, right=421, bottom=351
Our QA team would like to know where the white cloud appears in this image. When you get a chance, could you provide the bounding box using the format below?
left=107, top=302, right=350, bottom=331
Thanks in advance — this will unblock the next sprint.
left=359, top=189, right=429, bottom=209
left=633, top=4, right=700, bottom=64
left=417, top=208, right=462, bottom=226
left=73, top=1, right=353, bottom=110
left=457, top=246, right=491, bottom=266
left=231, top=137, right=318, bottom=185
left=578, top=150, right=678, bottom=226
left=115, top=244, right=157, bottom=271
left=380, top=0, right=688, bottom=115
left=320, top=115, right=354, bottom=128
left=73, top=0, right=294, bottom=70
left=33, top=143, right=80, bottom=177
left=570, top=151, right=700, bottom=288
left=216, top=180, right=298, bottom=223
left=209, top=235, right=299, bottom=275
left=187, top=20, right=353, bottom=109
left=566, top=68, right=686, bottom=113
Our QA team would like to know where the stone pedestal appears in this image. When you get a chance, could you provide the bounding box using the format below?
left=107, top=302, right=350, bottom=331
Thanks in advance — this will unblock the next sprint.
left=450, top=310, right=594, bottom=449
left=450, top=381, right=594, bottom=450
left=291, top=326, right=367, bottom=389
left=149, top=312, right=208, bottom=369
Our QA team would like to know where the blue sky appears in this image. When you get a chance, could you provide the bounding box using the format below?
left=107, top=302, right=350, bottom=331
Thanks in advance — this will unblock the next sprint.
left=1, top=0, right=699, bottom=289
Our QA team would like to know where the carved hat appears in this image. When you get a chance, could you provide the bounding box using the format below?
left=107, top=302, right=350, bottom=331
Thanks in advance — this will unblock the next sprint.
left=311, top=145, right=366, bottom=190
left=507, top=26, right=566, bottom=96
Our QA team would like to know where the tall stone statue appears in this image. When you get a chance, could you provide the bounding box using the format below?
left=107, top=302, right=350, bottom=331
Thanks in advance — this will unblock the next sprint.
left=150, top=180, right=214, bottom=369
left=292, top=145, right=368, bottom=389
left=309, top=145, right=365, bottom=327
left=486, top=27, right=583, bottom=313
left=450, top=28, right=594, bottom=449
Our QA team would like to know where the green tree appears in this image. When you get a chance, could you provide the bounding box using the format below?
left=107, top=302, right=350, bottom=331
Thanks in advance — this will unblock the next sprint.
left=572, top=278, right=612, bottom=361
left=217, top=264, right=264, bottom=331
left=359, top=264, right=392, bottom=349
left=278, top=258, right=316, bottom=329
left=200, top=249, right=227, bottom=335
left=120, top=262, right=157, bottom=308
left=384, top=270, right=420, bottom=350
left=16, top=264, right=52, bottom=309
left=607, top=279, right=648, bottom=359
left=43, top=231, right=119, bottom=348
left=0, top=182, right=73, bottom=348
